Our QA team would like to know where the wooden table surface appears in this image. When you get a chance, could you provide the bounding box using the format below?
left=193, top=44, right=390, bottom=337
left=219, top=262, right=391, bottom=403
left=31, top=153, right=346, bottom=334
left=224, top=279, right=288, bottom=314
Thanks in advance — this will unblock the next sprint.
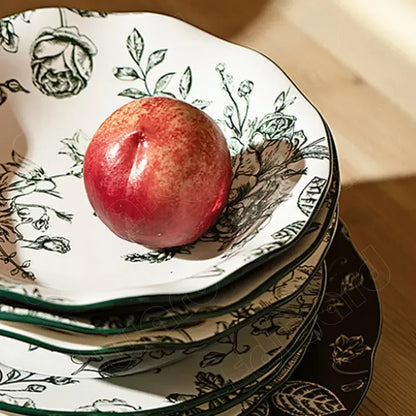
left=1, top=1, right=415, bottom=415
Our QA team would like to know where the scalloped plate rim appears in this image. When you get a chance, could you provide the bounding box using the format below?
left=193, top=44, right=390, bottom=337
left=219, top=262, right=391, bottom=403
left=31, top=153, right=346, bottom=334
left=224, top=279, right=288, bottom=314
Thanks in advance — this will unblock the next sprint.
left=0, top=7, right=332, bottom=310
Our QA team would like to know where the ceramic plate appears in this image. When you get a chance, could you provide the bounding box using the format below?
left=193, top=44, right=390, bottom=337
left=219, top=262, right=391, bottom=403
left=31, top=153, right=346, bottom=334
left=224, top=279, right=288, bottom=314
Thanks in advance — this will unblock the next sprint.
left=0, top=329, right=314, bottom=416
left=0, top=343, right=309, bottom=416
left=0, top=129, right=339, bottom=335
left=0, top=168, right=338, bottom=341
left=228, top=222, right=382, bottom=416
left=0, top=267, right=324, bottom=415
left=0, top=8, right=331, bottom=310
left=0, top=342, right=311, bottom=416
left=0, top=223, right=381, bottom=416
left=0, top=264, right=325, bottom=376
left=0, top=201, right=337, bottom=355
left=213, top=341, right=311, bottom=416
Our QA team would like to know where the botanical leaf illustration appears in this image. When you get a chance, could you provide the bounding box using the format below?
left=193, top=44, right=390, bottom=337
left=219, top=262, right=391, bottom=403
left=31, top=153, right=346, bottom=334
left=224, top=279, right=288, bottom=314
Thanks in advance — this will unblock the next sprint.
left=274, top=91, right=286, bottom=112
left=341, top=379, right=366, bottom=392
left=200, top=351, right=227, bottom=368
left=68, top=9, right=108, bottom=18
left=293, top=137, right=329, bottom=162
left=272, top=380, right=346, bottom=416
left=59, top=130, right=89, bottom=176
left=123, top=246, right=188, bottom=263
left=167, top=371, right=234, bottom=412
left=154, top=72, right=175, bottom=94
left=0, top=131, right=87, bottom=278
left=297, top=177, right=327, bottom=216
left=0, top=79, right=29, bottom=105
left=271, top=221, right=306, bottom=245
left=0, top=367, right=77, bottom=397
left=116, top=30, right=204, bottom=103
left=113, top=67, right=140, bottom=81
left=331, top=335, right=371, bottom=364
left=118, top=88, right=147, bottom=99
left=127, top=28, right=144, bottom=65
left=180, top=67, right=192, bottom=99
left=192, top=99, right=211, bottom=110
left=146, top=49, right=167, bottom=73
left=0, top=19, right=19, bottom=53
left=2, top=79, right=29, bottom=93
left=19, top=11, right=34, bottom=23
left=195, top=371, right=226, bottom=393
left=6, top=369, right=21, bottom=382
left=0, top=88, right=6, bottom=105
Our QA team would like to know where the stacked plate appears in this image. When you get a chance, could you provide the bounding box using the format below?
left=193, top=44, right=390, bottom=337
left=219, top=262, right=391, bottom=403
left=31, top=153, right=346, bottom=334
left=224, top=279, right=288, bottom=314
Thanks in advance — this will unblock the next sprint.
left=0, top=8, right=380, bottom=416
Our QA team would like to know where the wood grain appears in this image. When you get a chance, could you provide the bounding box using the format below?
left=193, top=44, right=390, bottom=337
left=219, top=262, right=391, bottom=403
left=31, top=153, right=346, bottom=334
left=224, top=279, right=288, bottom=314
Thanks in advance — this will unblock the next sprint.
left=1, top=2, right=415, bottom=415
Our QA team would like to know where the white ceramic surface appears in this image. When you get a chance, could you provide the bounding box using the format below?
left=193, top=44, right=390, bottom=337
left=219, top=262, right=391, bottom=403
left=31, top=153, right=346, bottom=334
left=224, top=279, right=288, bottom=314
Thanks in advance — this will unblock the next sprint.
left=0, top=8, right=331, bottom=308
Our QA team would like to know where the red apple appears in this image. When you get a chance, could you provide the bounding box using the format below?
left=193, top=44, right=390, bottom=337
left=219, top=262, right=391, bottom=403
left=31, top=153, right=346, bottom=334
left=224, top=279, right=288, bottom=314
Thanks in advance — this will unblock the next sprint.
left=83, top=97, right=232, bottom=248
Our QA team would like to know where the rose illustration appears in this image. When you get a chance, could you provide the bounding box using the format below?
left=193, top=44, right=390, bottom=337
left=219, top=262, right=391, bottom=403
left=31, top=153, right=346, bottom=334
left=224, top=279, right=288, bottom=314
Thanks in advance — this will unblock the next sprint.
left=31, top=26, right=97, bottom=98
left=256, top=113, right=296, bottom=141
left=208, top=137, right=297, bottom=250
left=0, top=19, right=19, bottom=53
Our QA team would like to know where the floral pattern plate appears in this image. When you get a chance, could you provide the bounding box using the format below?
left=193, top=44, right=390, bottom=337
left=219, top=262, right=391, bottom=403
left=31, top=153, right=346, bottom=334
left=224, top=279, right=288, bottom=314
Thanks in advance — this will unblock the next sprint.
left=0, top=202, right=337, bottom=355
left=0, top=248, right=330, bottom=376
left=162, top=222, right=381, bottom=416
left=0, top=224, right=381, bottom=416
left=0, top=266, right=321, bottom=378
left=0, top=266, right=325, bottom=414
left=0, top=8, right=331, bottom=310
left=0, top=162, right=338, bottom=341
left=0, top=328, right=314, bottom=416
left=219, top=221, right=382, bottom=416
left=0, top=342, right=310, bottom=416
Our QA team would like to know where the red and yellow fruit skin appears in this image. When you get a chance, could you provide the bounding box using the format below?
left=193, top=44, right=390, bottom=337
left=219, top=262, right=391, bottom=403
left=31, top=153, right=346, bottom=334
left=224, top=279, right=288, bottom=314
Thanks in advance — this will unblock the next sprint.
left=83, top=97, right=232, bottom=248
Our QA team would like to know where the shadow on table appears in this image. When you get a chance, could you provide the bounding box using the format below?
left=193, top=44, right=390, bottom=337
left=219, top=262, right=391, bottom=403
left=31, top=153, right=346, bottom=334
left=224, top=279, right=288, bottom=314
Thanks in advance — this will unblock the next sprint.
left=339, top=175, right=416, bottom=416
left=340, top=176, right=416, bottom=296
left=339, top=175, right=416, bottom=297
